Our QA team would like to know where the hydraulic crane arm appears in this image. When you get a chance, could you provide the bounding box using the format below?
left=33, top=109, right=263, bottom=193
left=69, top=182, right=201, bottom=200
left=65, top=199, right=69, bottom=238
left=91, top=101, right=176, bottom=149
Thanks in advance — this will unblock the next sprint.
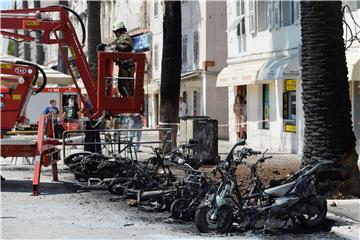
left=0, top=60, right=47, bottom=130
left=0, top=5, right=145, bottom=119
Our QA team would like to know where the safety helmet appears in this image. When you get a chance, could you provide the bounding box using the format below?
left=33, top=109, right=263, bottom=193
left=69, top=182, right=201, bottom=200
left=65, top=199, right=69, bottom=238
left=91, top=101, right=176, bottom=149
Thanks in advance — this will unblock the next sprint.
left=112, top=20, right=127, bottom=32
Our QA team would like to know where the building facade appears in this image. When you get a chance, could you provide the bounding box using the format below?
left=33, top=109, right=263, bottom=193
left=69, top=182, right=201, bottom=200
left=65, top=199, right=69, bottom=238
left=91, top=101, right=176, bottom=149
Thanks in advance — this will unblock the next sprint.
left=148, top=0, right=229, bottom=139
left=219, top=0, right=360, bottom=153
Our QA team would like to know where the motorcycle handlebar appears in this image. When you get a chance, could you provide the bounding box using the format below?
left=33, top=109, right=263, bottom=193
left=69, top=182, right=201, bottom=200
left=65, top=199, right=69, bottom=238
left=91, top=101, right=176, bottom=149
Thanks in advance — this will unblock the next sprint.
left=251, top=150, right=262, bottom=155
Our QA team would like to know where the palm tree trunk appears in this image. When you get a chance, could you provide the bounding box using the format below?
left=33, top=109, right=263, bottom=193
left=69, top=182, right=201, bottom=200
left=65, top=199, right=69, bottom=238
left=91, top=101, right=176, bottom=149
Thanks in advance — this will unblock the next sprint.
left=57, top=0, right=68, bottom=74
left=22, top=0, right=31, bottom=61
left=83, top=0, right=102, bottom=153
left=87, top=0, right=102, bottom=78
left=159, top=1, right=182, bottom=150
left=34, top=0, right=44, bottom=65
left=301, top=1, right=360, bottom=196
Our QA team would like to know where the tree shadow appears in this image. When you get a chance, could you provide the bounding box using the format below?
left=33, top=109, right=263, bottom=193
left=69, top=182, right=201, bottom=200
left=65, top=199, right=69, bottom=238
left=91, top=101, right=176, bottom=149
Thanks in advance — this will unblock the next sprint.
left=238, top=217, right=346, bottom=237
left=1, top=179, right=80, bottom=195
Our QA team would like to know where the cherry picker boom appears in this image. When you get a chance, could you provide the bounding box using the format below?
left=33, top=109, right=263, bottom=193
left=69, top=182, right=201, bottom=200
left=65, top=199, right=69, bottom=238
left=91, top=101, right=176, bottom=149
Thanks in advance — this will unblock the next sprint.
left=0, top=5, right=145, bottom=195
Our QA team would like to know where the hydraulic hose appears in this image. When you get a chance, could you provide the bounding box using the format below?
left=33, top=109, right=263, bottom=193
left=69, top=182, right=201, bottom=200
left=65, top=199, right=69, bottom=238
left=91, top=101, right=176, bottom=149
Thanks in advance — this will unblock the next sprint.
left=15, top=61, right=47, bottom=94
left=49, top=5, right=86, bottom=45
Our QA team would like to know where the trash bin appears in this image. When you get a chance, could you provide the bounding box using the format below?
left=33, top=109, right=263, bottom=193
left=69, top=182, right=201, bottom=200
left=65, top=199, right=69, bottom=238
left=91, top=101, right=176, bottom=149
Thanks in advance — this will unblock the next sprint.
left=179, top=116, right=219, bottom=164
left=193, top=118, right=218, bottom=164
left=179, top=116, right=210, bottom=143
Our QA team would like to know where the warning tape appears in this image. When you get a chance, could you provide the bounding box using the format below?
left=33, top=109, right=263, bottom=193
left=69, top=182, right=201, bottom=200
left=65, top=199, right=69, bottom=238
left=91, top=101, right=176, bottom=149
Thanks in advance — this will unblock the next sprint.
left=158, top=122, right=180, bottom=126
left=159, top=121, right=269, bottom=128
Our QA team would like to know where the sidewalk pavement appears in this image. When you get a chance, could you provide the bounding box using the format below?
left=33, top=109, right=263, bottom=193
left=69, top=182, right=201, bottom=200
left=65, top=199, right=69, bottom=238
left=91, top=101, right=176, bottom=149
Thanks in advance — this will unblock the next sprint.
left=1, top=133, right=359, bottom=239
left=327, top=200, right=360, bottom=240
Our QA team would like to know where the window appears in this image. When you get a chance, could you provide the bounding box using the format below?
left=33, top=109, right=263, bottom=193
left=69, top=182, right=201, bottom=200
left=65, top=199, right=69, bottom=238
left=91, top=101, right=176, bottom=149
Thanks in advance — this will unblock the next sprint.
left=249, top=0, right=256, bottom=33
left=182, top=35, right=188, bottom=67
left=236, top=19, right=246, bottom=36
left=237, top=19, right=246, bottom=53
left=267, top=1, right=274, bottom=30
left=283, top=80, right=296, bottom=132
left=236, top=0, right=240, bottom=16
left=235, top=0, right=246, bottom=52
left=262, top=84, right=270, bottom=129
left=267, top=0, right=281, bottom=29
left=257, top=1, right=267, bottom=32
left=154, top=44, right=159, bottom=69
left=183, top=91, right=188, bottom=115
left=154, top=1, right=158, bottom=18
left=235, top=0, right=246, bottom=36
left=193, top=31, right=199, bottom=68
left=267, top=0, right=298, bottom=29
left=236, top=0, right=245, bottom=17
left=281, top=1, right=294, bottom=27
left=294, top=0, right=300, bottom=23
left=274, top=1, right=280, bottom=28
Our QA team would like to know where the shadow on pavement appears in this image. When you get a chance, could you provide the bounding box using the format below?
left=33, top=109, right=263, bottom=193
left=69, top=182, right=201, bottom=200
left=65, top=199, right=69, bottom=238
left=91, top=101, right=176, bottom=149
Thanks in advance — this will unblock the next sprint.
left=1, top=179, right=78, bottom=195
left=247, top=218, right=347, bottom=237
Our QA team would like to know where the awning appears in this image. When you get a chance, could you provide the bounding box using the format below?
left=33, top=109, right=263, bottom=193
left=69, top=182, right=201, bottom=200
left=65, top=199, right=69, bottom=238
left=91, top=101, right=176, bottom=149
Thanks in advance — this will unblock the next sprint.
left=258, top=55, right=300, bottom=81
left=216, top=60, right=268, bottom=87
left=181, top=70, right=202, bottom=80
left=346, top=50, right=360, bottom=81
left=0, top=54, right=73, bottom=85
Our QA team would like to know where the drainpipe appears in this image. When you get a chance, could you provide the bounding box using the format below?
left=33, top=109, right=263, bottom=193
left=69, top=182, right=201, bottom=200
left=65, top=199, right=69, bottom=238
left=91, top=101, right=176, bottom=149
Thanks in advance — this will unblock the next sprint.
left=202, top=70, right=207, bottom=116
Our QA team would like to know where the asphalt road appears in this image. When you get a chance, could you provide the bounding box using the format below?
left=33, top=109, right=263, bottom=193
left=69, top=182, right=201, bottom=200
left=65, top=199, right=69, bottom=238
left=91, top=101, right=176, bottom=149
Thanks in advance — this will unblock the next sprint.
left=0, top=164, right=347, bottom=240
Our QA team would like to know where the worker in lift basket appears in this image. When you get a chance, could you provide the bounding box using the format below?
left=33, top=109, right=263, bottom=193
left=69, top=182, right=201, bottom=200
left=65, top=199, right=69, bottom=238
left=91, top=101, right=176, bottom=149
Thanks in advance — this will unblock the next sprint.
left=97, top=20, right=135, bottom=97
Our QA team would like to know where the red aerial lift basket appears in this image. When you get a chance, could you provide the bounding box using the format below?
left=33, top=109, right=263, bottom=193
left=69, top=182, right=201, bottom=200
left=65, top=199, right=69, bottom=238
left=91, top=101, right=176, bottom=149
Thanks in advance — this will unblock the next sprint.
left=62, top=122, right=79, bottom=131
left=96, top=51, right=145, bottom=117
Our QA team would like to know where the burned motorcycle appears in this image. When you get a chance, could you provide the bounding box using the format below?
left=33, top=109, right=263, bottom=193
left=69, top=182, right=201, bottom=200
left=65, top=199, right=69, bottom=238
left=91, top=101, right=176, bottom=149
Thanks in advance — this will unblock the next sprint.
left=169, top=139, right=200, bottom=169
left=194, top=140, right=265, bottom=233
left=252, top=160, right=332, bottom=230
left=170, top=163, right=213, bottom=221
left=195, top=143, right=331, bottom=233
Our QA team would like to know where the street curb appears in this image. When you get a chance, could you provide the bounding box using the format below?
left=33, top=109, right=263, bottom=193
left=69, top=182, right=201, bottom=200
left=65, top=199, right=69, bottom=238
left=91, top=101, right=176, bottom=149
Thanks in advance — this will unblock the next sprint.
left=330, top=224, right=360, bottom=240
left=327, top=200, right=360, bottom=240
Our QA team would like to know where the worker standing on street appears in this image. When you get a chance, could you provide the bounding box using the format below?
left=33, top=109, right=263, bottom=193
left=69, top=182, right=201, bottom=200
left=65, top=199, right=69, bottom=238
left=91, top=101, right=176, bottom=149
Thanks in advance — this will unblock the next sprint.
left=63, top=97, right=79, bottom=123
left=97, top=20, right=134, bottom=97
left=43, top=99, right=63, bottom=139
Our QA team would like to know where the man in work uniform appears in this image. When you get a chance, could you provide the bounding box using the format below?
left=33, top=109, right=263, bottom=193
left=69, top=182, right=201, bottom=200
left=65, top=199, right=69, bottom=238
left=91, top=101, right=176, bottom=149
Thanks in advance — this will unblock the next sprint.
left=97, top=20, right=134, bottom=97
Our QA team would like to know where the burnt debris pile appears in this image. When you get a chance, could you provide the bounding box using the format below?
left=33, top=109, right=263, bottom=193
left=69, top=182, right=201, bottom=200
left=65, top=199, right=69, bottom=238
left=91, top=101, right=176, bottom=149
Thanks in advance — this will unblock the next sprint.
left=64, top=140, right=332, bottom=234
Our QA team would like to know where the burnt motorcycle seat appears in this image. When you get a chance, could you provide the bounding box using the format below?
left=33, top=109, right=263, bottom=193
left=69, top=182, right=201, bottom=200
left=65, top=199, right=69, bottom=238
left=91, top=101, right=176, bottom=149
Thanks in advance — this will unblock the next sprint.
left=264, top=181, right=296, bottom=197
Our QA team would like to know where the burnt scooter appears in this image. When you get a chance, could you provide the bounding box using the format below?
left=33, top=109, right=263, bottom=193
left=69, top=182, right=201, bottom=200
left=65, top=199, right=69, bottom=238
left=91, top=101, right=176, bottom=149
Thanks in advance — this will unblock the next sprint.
left=252, top=160, right=332, bottom=230
left=194, top=140, right=264, bottom=233
left=170, top=163, right=213, bottom=221
left=195, top=144, right=331, bottom=233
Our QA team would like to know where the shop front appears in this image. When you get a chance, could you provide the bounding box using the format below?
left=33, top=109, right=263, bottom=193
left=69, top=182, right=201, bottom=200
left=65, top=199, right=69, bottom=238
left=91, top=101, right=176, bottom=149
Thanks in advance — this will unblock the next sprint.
left=217, top=54, right=302, bottom=153
left=346, top=49, right=360, bottom=154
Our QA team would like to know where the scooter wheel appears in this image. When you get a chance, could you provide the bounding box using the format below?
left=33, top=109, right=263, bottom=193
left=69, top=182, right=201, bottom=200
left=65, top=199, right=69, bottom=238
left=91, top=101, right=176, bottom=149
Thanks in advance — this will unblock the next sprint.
left=195, top=205, right=233, bottom=233
left=298, top=199, right=327, bottom=228
left=64, top=151, right=92, bottom=165
left=170, top=198, right=192, bottom=221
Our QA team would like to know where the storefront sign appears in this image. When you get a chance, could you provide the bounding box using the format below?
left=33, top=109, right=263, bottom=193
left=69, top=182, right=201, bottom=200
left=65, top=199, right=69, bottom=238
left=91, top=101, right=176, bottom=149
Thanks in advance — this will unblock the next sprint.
left=132, top=33, right=151, bottom=52
left=285, top=79, right=296, bottom=91
left=285, top=123, right=296, bottom=133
